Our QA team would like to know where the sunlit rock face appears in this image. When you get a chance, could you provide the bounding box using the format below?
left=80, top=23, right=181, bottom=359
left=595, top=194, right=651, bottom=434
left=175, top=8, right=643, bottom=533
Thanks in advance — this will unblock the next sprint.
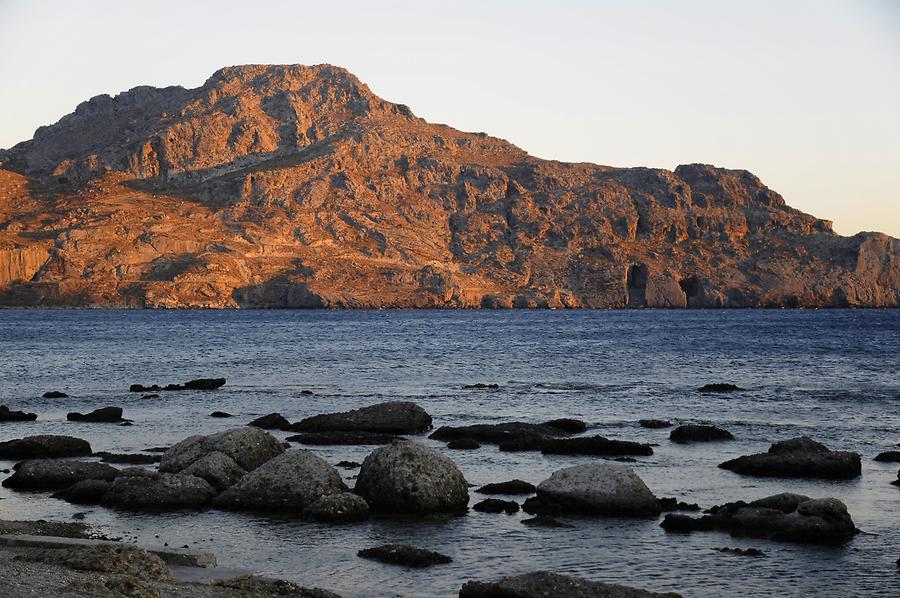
left=0, top=64, right=897, bottom=308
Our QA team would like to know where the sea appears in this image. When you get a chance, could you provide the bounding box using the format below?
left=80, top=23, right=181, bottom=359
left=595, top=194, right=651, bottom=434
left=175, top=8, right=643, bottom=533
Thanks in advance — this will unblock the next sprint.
left=0, top=309, right=897, bottom=597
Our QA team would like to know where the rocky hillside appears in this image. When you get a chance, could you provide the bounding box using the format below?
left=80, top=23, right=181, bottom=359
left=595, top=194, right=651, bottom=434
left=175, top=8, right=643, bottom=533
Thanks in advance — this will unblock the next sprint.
left=0, top=64, right=897, bottom=308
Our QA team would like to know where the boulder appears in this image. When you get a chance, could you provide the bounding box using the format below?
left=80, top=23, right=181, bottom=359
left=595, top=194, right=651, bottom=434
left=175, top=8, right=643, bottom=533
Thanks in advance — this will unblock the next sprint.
left=103, top=472, right=217, bottom=509
left=447, top=438, right=480, bottom=450
left=0, top=405, right=37, bottom=422
left=355, top=440, right=469, bottom=513
left=473, top=498, right=519, bottom=514
left=534, top=463, right=660, bottom=516
left=336, top=460, right=361, bottom=469
left=541, top=436, right=653, bottom=456
left=303, top=492, right=370, bottom=522
left=543, top=418, right=588, bottom=433
left=213, top=450, right=345, bottom=511
left=42, top=391, right=68, bottom=398
left=357, top=544, right=452, bottom=568
left=874, top=451, right=900, bottom=462
left=248, top=413, right=291, bottom=430
left=459, top=572, right=682, bottom=598
left=639, top=419, right=672, bottom=429
left=288, top=401, right=432, bottom=434
left=0, top=435, right=92, bottom=459
left=181, top=451, right=246, bottom=491
left=719, top=437, right=861, bottom=479
left=476, top=480, right=536, bottom=495
left=67, top=406, right=126, bottom=423
left=53, top=479, right=112, bottom=504
left=661, top=493, right=857, bottom=544
left=658, top=497, right=701, bottom=512
left=697, top=383, right=744, bottom=393
left=160, top=427, right=284, bottom=473
left=210, top=411, right=233, bottom=418
left=669, top=424, right=734, bottom=443
left=430, top=422, right=568, bottom=444
left=286, top=431, right=398, bottom=445
left=2, top=459, right=118, bottom=489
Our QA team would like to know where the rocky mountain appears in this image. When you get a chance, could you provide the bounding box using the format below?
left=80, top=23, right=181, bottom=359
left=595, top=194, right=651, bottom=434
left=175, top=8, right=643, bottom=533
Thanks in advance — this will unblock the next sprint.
left=0, top=64, right=897, bottom=308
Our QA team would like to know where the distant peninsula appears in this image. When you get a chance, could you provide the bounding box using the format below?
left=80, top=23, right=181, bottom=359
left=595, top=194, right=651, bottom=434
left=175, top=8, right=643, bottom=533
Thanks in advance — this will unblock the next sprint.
left=0, top=64, right=897, bottom=308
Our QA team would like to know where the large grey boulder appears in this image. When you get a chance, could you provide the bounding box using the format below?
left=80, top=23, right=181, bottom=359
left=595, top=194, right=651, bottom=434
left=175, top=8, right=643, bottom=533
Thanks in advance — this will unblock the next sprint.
left=103, top=471, right=217, bottom=509
left=303, top=492, right=370, bottom=522
left=181, top=451, right=247, bottom=491
left=534, top=463, right=660, bottom=516
left=160, top=427, right=284, bottom=474
left=0, top=435, right=91, bottom=459
left=354, top=440, right=469, bottom=513
left=2, top=459, right=118, bottom=490
left=459, top=572, right=682, bottom=597
left=661, top=493, right=856, bottom=544
left=719, top=437, right=861, bottom=479
left=289, top=401, right=432, bottom=434
left=213, top=450, right=345, bottom=511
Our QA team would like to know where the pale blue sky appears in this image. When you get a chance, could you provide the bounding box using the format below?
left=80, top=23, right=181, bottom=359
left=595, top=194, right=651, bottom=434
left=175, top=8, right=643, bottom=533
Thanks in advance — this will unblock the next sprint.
left=1, top=0, right=898, bottom=236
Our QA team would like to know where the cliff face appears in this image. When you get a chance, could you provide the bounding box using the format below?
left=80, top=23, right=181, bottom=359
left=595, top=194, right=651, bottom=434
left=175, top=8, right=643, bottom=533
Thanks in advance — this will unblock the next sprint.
left=0, top=64, right=897, bottom=308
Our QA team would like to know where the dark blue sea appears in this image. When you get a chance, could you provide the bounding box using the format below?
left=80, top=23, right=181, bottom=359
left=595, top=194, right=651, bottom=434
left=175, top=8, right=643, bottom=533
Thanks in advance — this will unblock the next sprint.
left=0, top=309, right=898, bottom=597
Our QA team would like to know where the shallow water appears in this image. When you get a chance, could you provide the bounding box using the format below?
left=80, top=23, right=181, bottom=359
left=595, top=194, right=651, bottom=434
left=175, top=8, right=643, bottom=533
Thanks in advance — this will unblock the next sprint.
left=0, top=309, right=898, bottom=597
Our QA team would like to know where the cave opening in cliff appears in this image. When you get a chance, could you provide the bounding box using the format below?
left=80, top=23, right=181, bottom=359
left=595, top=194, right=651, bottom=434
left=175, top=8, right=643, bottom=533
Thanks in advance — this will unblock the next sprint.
left=679, top=275, right=702, bottom=299
left=626, top=264, right=648, bottom=307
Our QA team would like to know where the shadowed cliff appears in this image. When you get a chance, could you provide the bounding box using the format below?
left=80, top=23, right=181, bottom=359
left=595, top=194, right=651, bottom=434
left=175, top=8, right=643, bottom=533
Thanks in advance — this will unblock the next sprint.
left=0, top=64, right=897, bottom=308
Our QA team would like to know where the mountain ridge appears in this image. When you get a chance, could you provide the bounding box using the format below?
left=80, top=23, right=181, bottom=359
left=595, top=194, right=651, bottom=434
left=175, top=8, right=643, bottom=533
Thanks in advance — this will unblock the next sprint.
left=0, top=64, right=897, bottom=308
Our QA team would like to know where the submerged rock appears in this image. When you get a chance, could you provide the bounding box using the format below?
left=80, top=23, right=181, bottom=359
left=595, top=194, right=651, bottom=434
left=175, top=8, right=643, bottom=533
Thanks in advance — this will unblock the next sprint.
left=2, top=459, right=118, bottom=490
left=717, top=547, right=765, bottom=557
left=498, top=436, right=546, bottom=452
left=248, top=412, right=291, bottom=430
left=67, top=406, right=126, bottom=423
left=892, top=470, right=899, bottom=486
left=213, top=450, right=345, bottom=511
left=658, top=497, right=701, bottom=512
left=42, top=391, right=69, bottom=398
left=355, top=440, right=469, bottom=513
left=669, top=424, right=734, bottom=443
left=535, top=463, right=660, bottom=517
left=476, top=479, right=536, bottom=495
left=639, top=419, right=672, bottom=429
left=521, top=516, right=574, bottom=528
left=463, top=383, right=499, bottom=390
left=430, top=422, right=568, bottom=444
left=543, top=418, right=588, bottom=433
left=160, top=427, right=284, bottom=474
left=661, top=493, right=856, bottom=545
left=210, top=411, right=233, bottom=418
left=0, top=435, right=92, bottom=459
left=447, top=438, right=481, bottom=450
left=459, top=572, right=682, bottom=597
left=874, top=451, right=900, bottom=462
left=336, top=460, right=361, bottom=469
left=541, top=436, right=653, bottom=456
left=286, top=431, right=398, bottom=445
left=697, top=383, right=744, bottom=393
left=129, top=378, right=226, bottom=392
left=0, top=405, right=37, bottom=422
left=357, top=544, right=452, bottom=568
left=303, top=492, right=370, bottom=522
left=103, top=471, right=217, bottom=509
left=288, top=401, right=432, bottom=434
left=473, top=498, right=519, bottom=514
left=719, top=437, right=861, bottom=479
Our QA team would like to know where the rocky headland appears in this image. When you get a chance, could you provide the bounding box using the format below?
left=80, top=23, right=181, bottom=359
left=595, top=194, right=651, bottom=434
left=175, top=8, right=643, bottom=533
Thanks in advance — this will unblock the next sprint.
left=0, top=64, right=897, bottom=308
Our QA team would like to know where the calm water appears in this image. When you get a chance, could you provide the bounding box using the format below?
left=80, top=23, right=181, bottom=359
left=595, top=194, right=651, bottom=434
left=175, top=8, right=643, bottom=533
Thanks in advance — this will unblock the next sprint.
left=0, top=309, right=898, bottom=597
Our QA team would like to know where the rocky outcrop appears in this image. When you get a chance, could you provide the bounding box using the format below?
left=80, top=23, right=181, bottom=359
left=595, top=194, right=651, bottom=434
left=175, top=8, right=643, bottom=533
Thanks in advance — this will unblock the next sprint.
left=719, top=437, right=861, bottom=479
left=459, top=572, right=681, bottom=598
left=0, top=405, right=37, bottom=422
left=531, top=463, right=660, bottom=517
left=66, top=406, right=127, bottom=423
left=354, top=440, right=469, bottom=513
left=159, top=427, right=284, bottom=474
left=476, top=480, right=536, bottom=495
left=661, top=493, right=857, bottom=545
left=669, top=425, right=734, bottom=444
left=0, top=65, right=897, bottom=309
left=288, top=401, right=432, bottom=434
left=357, top=544, right=452, bottom=568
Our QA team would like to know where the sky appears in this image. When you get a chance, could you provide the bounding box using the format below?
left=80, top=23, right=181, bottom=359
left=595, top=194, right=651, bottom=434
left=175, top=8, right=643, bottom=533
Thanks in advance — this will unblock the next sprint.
left=1, top=0, right=898, bottom=237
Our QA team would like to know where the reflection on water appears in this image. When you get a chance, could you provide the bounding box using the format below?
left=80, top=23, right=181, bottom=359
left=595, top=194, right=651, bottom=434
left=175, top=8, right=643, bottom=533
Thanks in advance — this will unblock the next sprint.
left=0, top=309, right=898, bottom=597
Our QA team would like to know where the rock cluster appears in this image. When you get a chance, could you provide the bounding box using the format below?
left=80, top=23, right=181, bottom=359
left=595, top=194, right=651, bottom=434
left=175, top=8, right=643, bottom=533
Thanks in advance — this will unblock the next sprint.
left=719, top=437, right=861, bottom=479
